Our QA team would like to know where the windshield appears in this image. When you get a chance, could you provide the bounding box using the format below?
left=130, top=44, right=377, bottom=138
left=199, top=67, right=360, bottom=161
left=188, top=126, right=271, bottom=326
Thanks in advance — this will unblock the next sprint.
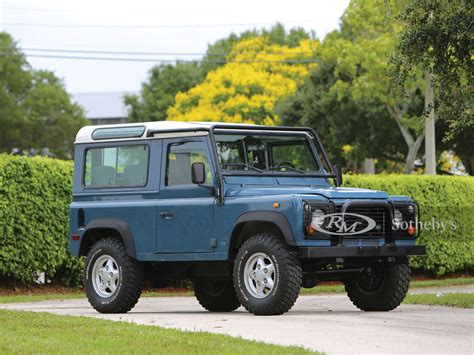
left=215, top=133, right=321, bottom=173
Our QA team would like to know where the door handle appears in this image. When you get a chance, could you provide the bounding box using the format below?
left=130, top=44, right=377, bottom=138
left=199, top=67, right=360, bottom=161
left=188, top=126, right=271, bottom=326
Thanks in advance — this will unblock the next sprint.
left=160, top=211, right=173, bottom=220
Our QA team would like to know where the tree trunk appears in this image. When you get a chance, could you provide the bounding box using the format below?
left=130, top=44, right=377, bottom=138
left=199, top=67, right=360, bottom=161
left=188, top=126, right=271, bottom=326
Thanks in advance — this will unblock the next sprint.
left=424, top=71, right=436, bottom=175
left=364, top=158, right=376, bottom=174
left=403, top=132, right=425, bottom=174
left=387, top=105, right=425, bottom=174
left=404, top=145, right=418, bottom=174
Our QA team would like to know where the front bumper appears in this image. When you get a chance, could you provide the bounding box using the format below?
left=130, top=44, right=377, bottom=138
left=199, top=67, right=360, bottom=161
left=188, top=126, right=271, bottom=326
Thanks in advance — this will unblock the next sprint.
left=299, top=245, right=426, bottom=258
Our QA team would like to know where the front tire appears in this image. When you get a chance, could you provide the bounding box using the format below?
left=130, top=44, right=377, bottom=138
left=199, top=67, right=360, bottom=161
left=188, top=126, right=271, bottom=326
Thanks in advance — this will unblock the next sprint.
left=344, top=260, right=411, bottom=311
left=84, top=237, right=144, bottom=313
left=193, top=279, right=240, bottom=312
left=233, top=234, right=302, bottom=315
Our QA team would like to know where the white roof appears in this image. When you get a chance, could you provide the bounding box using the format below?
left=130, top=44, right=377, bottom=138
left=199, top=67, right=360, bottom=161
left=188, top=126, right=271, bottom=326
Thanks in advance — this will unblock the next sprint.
left=73, top=92, right=135, bottom=120
left=74, top=121, right=315, bottom=144
left=74, top=121, right=263, bottom=144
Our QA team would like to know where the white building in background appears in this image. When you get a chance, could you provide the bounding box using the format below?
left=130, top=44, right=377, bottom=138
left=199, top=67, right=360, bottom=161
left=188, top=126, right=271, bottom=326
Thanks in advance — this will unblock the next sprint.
left=73, top=92, right=137, bottom=125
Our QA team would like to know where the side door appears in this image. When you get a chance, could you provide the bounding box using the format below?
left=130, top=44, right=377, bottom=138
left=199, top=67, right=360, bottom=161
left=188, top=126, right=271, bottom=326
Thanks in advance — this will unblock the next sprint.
left=156, top=136, right=216, bottom=253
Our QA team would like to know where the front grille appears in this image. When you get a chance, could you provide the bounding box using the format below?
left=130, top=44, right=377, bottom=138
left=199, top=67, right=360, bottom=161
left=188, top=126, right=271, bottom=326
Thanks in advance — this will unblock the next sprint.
left=340, top=206, right=388, bottom=238
left=304, top=201, right=391, bottom=239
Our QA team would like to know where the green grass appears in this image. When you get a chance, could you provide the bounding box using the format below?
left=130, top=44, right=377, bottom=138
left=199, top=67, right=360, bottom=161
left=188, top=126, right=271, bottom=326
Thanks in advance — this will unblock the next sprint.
left=301, top=277, right=474, bottom=295
left=0, top=309, right=315, bottom=354
left=406, top=277, right=474, bottom=288
left=0, top=290, right=193, bottom=304
left=1, top=277, right=472, bottom=304
left=0, top=292, right=85, bottom=304
left=403, top=293, right=474, bottom=308
left=300, top=284, right=345, bottom=295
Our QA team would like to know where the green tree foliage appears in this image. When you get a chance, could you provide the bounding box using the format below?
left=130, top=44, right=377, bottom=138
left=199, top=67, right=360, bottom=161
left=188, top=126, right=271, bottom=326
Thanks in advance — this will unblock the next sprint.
left=278, top=61, right=407, bottom=171
left=328, top=0, right=426, bottom=173
left=201, top=23, right=312, bottom=74
left=393, top=0, right=473, bottom=135
left=0, top=33, right=32, bottom=154
left=125, top=24, right=312, bottom=122
left=125, top=62, right=203, bottom=122
left=22, top=71, right=87, bottom=159
left=0, top=32, right=87, bottom=159
left=167, top=37, right=317, bottom=125
left=279, top=0, right=429, bottom=173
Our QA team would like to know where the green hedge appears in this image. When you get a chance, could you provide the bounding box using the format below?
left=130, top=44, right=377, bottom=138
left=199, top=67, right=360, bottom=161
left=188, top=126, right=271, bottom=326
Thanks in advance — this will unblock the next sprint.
left=344, top=175, right=474, bottom=275
left=0, top=154, right=82, bottom=286
left=0, top=154, right=472, bottom=286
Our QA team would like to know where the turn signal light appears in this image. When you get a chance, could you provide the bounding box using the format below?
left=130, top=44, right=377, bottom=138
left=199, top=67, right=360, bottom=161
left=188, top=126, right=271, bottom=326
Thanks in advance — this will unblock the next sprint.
left=408, top=225, right=416, bottom=236
left=306, top=225, right=315, bottom=236
left=71, top=235, right=80, bottom=241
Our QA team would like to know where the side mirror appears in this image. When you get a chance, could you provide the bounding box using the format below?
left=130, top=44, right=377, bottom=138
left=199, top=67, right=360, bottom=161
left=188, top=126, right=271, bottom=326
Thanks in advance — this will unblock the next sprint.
left=191, top=162, right=206, bottom=185
left=334, top=165, right=343, bottom=187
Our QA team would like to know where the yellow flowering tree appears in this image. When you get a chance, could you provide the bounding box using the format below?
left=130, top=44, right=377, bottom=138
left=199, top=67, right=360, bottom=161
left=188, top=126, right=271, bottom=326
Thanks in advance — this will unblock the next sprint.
left=167, top=37, right=318, bottom=125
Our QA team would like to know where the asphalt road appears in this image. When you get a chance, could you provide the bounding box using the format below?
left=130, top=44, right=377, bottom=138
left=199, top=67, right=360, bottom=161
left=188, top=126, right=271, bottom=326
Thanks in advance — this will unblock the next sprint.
left=2, top=290, right=473, bottom=354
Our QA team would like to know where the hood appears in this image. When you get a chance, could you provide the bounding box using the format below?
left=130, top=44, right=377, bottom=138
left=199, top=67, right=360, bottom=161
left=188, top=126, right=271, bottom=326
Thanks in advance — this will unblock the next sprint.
left=225, top=186, right=389, bottom=200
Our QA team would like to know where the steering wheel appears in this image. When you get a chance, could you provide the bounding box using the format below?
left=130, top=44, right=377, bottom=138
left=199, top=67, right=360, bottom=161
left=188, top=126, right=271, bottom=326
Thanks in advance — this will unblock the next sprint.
left=274, top=161, right=296, bottom=169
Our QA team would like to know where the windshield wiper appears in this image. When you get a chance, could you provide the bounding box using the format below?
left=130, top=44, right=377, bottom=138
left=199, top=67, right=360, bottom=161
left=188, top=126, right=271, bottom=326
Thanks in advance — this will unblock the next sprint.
left=223, top=163, right=264, bottom=172
left=267, top=166, right=305, bottom=174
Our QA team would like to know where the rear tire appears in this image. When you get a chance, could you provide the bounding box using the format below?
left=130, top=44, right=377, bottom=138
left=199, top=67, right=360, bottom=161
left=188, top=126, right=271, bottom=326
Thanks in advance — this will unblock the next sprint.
left=344, top=260, right=411, bottom=311
left=84, top=237, right=143, bottom=313
left=193, top=279, right=241, bottom=312
left=233, top=234, right=302, bottom=315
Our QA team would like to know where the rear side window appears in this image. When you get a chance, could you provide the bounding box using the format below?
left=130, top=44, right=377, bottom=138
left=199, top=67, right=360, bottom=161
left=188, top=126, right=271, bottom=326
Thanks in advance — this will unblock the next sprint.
left=84, top=145, right=149, bottom=188
left=166, top=141, right=211, bottom=186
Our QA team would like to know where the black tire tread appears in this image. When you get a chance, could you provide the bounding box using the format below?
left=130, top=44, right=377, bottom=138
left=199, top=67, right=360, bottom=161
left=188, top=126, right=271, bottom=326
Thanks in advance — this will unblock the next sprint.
left=85, top=237, right=143, bottom=313
left=345, top=261, right=411, bottom=311
left=193, top=280, right=241, bottom=312
left=233, top=234, right=302, bottom=315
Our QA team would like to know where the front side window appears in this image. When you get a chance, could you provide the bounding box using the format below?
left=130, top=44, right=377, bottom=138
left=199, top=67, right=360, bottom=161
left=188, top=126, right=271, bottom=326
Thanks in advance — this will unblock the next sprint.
left=84, top=145, right=149, bottom=188
left=215, top=133, right=320, bottom=173
left=166, top=140, right=212, bottom=186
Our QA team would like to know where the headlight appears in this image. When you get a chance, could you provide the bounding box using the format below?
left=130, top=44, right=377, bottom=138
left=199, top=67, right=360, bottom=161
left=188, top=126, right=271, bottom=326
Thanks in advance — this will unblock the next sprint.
left=407, top=204, right=415, bottom=214
left=311, top=209, right=326, bottom=228
left=303, top=202, right=311, bottom=212
left=393, top=209, right=403, bottom=228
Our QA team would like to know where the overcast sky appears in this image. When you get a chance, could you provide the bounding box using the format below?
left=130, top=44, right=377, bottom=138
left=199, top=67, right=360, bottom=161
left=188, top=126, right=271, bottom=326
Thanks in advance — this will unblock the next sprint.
left=0, top=0, right=350, bottom=94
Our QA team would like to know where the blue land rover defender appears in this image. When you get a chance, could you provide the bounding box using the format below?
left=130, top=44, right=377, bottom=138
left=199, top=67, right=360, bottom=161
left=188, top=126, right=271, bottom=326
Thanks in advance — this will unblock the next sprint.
left=70, top=122, right=425, bottom=315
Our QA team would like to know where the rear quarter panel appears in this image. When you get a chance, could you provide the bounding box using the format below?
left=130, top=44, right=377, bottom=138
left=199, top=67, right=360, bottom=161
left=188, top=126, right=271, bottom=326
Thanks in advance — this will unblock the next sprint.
left=69, top=139, right=162, bottom=258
